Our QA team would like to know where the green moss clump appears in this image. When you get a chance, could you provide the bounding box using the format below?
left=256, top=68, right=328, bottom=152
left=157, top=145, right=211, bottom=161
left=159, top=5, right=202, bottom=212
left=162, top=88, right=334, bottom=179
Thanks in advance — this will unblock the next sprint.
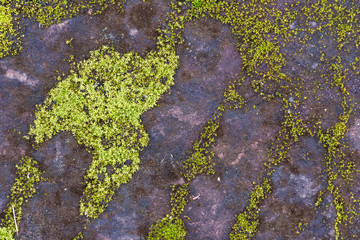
left=183, top=119, right=218, bottom=181
left=0, top=227, right=13, bottom=240
left=148, top=215, right=187, bottom=240
left=224, top=78, right=246, bottom=110
left=0, top=5, right=14, bottom=48
left=0, top=3, right=21, bottom=59
left=192, top=0, right=204, bottom=9
left=26, top=42, right=179, bottom=219
left=0, top=157, right=43, bottom=240
left=148, top=183, right=189, bottom=239
left=230, top=179, right=271, bottom=239
left=21, top=0, right=187, bottom=221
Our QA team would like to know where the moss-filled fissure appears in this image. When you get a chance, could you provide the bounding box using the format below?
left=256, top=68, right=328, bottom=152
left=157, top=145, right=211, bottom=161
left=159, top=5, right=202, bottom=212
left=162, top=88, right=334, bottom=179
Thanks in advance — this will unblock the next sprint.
left=146, top=4, right=248, bottom=233
left=0, top=157, right=43, bottom=240
left=147, top=103, right=225, bottom=239
left=147, top=0, right=360, bottom=239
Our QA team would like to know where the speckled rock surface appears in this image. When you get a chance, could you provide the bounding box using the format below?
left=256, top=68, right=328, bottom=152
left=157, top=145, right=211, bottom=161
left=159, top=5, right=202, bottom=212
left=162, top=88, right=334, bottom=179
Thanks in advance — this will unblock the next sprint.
left=1, top=0, right=360, bottom=240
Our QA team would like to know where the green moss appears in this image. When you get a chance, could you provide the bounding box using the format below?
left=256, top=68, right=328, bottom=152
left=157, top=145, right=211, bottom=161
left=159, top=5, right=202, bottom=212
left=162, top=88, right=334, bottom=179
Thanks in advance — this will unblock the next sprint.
left=224, top=78, right=246, bottom=110
left=0, top=4, right=21, bottom=59
left=200, top=0, right=360, bottom=238
left=0, top=157, right=43, bottom=240
left=26, top=42, right=179, bottom=219
left=183, top=119, right=218, bottom=181
left=147, top=115, right=222, bottom=238
left=148, top=215, right=187, bottom=240
left=0, top=0, right=127, bottom=59
left=148, top=184, right=189, bottom=239
left=21, top=0, right=188, bottom=222
left=315, top=190, right=324, bottom=208
left=0, top=227, right=13, bottom=240
left=1, top=0, right=360, bottom=238
left=12, top=0, right=126, bottom=28
left=192, top=0, right=204, bottom=9
left=73, top=231, right=84, bottom=240
left=230, top=179, right=271, bottom=239
left=296, top=221, right=308, bottom=234
left=146, top=4, right=251, bottom=232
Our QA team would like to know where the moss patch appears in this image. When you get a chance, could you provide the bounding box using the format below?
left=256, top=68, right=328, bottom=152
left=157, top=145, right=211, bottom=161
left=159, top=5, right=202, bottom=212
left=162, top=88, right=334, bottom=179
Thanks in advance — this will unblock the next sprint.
left=1, top=0, right=360, bottom=238
left=0, top=0, right=126, bottom=59
left=0, top=3, right=21, bottom=59
left=0, top=157, right=43, bottom=240
left=25, top=42, right=179, bottom=219
left=148, top=0, right=360, bottom=238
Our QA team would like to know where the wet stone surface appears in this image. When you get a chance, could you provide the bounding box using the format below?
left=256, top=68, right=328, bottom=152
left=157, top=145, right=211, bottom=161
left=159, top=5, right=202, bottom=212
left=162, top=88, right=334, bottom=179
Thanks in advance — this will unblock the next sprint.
left=0, top=0, right=360, bottom=240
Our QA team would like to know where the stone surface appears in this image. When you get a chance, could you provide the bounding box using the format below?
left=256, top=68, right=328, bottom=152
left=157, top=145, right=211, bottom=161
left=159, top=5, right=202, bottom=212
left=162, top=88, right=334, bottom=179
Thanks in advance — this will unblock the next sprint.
left=0, top=0, right=360, bottom=240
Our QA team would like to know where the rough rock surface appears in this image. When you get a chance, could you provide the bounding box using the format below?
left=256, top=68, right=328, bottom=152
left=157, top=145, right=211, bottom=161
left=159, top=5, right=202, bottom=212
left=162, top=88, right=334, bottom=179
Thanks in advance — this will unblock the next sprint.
left=1, top=0, right=360, bottom=239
